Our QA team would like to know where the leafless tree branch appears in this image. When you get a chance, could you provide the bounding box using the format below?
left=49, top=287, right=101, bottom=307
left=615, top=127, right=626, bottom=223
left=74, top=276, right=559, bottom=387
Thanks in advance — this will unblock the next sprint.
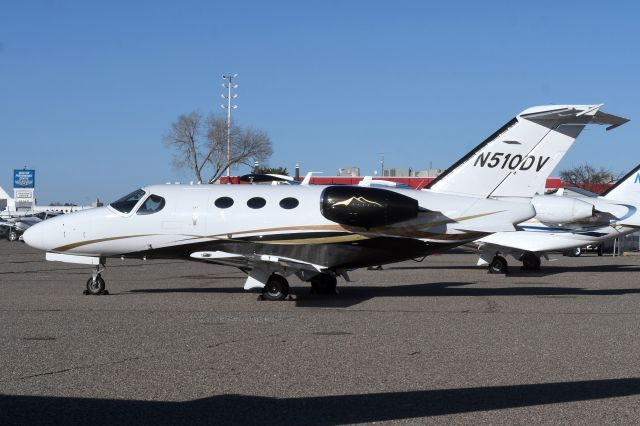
left=164, top=112, right=273, bottom=184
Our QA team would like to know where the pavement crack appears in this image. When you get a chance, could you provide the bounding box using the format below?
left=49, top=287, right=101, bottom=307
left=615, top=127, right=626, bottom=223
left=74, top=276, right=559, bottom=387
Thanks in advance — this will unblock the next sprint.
left=11, top=356, right=141, bottom=382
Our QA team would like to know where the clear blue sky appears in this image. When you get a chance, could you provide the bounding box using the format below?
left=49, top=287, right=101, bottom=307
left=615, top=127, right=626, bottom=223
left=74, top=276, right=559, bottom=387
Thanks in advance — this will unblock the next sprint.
left=1, top=0, right=638, bottom=204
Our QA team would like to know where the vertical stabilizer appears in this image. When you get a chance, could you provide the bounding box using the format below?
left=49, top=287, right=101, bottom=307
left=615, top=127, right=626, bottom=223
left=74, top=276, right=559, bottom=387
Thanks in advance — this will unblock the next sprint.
left=601, top=164, right=640, bottom=203
left=427, top=105, right=628, bottom=198
left=0, top=186, right=13, bottom=212
left=0, top=186, right=11, bottom=201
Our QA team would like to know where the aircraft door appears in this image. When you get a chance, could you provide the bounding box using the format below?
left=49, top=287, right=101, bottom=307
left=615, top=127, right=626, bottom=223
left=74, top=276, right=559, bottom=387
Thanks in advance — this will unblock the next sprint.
left=178, top=189, right=208, bottom=236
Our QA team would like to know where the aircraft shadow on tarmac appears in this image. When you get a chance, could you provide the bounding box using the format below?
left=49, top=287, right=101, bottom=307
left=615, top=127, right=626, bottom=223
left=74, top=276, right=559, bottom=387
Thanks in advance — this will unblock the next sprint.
left=126, top=280, right=640, bottom=309
left=1, top=377, right=639, bottom=425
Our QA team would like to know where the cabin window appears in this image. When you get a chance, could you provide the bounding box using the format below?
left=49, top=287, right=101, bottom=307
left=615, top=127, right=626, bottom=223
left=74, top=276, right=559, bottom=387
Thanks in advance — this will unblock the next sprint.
left=136, top=194, right=166, bottom=215
left=279, top=197, right=299, bottom=209
left=247, top=197, right=266, bottom=209
left=215, top=196, right=234, bottom=209
left=110, top=189, right=147, bottom=214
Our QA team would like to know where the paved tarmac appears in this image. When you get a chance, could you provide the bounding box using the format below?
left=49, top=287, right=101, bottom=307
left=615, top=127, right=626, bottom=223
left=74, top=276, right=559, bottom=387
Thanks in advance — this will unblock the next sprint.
left=1, top=240, right=640, bottom=425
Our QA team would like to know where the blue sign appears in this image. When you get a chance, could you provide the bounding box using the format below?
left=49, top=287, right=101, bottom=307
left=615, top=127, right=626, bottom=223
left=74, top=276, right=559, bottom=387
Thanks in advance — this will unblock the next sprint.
left=14, top=169, right=35, bottom=188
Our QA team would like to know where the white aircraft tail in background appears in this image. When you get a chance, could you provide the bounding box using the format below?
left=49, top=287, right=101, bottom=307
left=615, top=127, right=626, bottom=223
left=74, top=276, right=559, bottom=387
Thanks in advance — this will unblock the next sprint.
left=427, top=104, right=628, bottom=199
left=601, top=164, right=640, bottom=203
left=0, top=185, right=90, bottom=218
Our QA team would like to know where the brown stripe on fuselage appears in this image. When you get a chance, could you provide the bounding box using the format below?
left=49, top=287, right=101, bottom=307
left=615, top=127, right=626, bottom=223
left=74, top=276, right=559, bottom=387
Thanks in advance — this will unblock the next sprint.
left=52, top=234, right=156, bottom=252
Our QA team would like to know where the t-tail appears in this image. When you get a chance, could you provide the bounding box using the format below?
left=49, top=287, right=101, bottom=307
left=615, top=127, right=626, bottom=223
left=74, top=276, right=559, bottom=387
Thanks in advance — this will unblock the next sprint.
left=601, top=164, right=640, bottom=203
left=427, top=104, right=628, bottom=199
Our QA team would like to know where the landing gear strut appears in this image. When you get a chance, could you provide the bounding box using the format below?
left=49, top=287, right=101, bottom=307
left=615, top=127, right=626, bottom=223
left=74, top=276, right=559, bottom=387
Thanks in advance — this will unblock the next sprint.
left=84, top=264, right=109, bottom=295
left=488, top=255, right=508, bottom=274
left=261, top=273, right=290, bottom=301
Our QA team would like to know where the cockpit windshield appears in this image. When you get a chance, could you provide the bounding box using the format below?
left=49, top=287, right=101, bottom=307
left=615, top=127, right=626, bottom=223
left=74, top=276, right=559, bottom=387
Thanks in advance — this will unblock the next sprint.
left=109, top=189, right=147, bottom=214
left=136, top=194, right=166, bottom=215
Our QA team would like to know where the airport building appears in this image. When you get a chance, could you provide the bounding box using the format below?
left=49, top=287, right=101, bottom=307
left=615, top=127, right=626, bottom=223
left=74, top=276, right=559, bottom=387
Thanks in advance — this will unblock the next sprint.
left=0, top=169, right=36, bottom=212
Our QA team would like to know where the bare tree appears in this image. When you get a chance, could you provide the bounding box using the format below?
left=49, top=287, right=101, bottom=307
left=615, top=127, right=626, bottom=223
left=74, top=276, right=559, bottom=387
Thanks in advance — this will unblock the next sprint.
left=255, top=166, right=289, bottom=175
left=164, top=112, right=273, bottom=183
left=164, top=111, right=207, bottom=183
left=559, top=163, right=616, bottom=186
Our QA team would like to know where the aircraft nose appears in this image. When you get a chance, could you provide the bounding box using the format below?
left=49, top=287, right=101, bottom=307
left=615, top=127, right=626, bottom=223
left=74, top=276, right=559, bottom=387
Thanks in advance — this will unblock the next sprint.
left=23, top=221, right=55, bottom=251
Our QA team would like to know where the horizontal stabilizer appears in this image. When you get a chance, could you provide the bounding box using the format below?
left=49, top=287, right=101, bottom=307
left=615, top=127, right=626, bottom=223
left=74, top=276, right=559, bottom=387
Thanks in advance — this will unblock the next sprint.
left=428, top=104, right=629, bottom=198
left=521, top=105, right=629, bottom=131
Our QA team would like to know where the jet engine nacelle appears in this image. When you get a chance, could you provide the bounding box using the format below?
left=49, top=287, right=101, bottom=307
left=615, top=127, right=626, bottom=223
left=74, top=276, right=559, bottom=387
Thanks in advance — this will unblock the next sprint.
left=531, top=194, right=595, bottom=224
left=321, top=186, right=418, bottom=228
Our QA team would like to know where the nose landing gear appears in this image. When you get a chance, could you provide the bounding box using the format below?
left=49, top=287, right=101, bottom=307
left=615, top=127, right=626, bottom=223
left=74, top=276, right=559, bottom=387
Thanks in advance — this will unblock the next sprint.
left=83, top=264, right=109, bottom=295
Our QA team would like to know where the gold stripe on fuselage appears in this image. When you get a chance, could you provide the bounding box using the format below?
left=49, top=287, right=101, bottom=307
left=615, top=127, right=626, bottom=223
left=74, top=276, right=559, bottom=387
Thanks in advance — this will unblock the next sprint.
left=52, top=234, right=155, bottom=252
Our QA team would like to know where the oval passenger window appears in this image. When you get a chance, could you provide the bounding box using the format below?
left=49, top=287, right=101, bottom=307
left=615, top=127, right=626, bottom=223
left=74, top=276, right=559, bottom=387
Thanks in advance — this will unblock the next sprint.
left=247, top=197, right=266, bottom=209
left=215, top=197, right=234, bottom=209
left=279, top=197, right=299, bottom=209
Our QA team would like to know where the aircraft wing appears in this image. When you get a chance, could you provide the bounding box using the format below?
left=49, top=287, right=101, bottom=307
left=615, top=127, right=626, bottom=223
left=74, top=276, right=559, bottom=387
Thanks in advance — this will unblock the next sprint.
left=478, top=231, right=594, bottom=253
left=190, top=250, right=330, bottom=291
left=190, top=251, right=327, bottom=273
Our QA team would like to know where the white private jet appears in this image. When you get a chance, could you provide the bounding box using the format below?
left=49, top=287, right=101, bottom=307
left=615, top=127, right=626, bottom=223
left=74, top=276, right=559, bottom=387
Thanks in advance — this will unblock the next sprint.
left=420, top=103, right=629, bottom=272
left=23, top=183, right=535, bottom=299
left=476, top=165, right=640, bottom=272
left=22, top=104, right=624, bottom=300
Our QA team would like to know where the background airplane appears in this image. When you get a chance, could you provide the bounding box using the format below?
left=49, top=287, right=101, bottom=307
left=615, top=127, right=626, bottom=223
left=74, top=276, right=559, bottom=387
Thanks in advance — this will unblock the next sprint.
left=477, top=164, right=640, bottom=272
left=0, top=185, right=89, bottom=219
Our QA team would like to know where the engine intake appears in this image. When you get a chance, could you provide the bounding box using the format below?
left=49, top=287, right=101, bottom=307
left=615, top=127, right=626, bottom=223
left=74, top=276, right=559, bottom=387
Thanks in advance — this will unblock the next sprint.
left=531, top=194, right=595, bottom=224
left=320, top=186, right=419, bottom=228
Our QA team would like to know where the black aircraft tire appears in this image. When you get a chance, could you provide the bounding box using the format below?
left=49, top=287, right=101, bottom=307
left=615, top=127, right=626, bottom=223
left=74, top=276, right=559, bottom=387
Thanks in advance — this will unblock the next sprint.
left=533, top=255, right=541, bottom=270
left=488, top=256, right=508, bottom=274
left=86, top=276, right=106, bottom=295
left=310, top=274, right=337, bottom=294
left=522, top=252, right=540, bottom=271
left=262, top=274, right=290, bottom=301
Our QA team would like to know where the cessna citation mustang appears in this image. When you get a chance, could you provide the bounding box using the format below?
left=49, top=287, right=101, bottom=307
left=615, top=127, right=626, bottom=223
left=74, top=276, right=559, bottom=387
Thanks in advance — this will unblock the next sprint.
left=23, top=184, right=534, bottom=300
left=22, top=103, right=625, bottom=300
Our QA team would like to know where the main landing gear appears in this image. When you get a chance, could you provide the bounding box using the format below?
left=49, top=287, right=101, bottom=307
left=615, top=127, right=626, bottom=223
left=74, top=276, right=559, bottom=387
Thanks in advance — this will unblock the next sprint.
left=310, top=273, right=338, bottom=295
left=261, top=274, right=290, bottom=301
left=246, top=267, right=340, bottom=301
left=83, top=264, right=109, bottom=295
left=521, top=252, right=541, bottom=270
left=488, top=255, right=508, bottom=274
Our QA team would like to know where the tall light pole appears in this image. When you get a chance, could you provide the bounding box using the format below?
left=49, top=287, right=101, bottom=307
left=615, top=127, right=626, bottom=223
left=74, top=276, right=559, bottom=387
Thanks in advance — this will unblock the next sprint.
left=220, top=74, right=238, bottom=178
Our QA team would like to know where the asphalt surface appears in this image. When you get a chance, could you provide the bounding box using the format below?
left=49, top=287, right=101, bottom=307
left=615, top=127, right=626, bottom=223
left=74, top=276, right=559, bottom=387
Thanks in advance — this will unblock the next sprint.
left=1, top=240, right=640, bottom=425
